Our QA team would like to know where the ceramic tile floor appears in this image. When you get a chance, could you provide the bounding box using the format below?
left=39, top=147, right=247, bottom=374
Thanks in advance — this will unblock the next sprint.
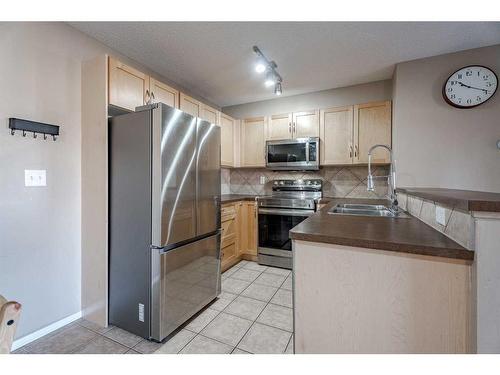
left=13, top=260, right=294, bottom=354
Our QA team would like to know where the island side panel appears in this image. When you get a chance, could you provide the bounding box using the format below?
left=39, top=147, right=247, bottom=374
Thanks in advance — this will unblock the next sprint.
left=293, top=240, right=473, bottom=353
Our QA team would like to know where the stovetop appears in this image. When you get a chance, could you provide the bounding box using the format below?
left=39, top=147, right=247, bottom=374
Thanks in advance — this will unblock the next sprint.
left=257, top=179, right=323, bottom=210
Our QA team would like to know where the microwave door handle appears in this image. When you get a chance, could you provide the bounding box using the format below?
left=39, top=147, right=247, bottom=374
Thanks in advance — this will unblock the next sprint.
left=306, top=141, right=310, bottom=163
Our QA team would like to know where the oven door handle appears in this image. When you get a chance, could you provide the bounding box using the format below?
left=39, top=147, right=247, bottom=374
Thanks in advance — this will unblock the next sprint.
left=258, top=208, right=315, bottom=216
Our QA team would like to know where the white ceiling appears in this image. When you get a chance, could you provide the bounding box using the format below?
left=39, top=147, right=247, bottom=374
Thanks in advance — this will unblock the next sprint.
left=69, top=22, right=500, bottom=107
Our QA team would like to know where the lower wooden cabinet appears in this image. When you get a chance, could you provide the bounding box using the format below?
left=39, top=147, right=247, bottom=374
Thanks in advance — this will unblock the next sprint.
left=221, top=200, right=258, bottom=272
left=239, top=201, right=258, bottom=257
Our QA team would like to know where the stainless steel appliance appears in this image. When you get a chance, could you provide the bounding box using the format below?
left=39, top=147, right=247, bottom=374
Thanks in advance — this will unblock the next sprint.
left=109, top=103, right=221, bottom=342
left=257, top=179, right=322, bottom=269
left=265, top=137, right=319, bottom=170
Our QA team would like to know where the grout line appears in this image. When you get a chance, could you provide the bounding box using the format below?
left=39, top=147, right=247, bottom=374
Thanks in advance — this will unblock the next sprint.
left=284, top=333, right=293, bottom=354
left=443, top=208, right=454, bottom=233
left=175, top=330, right=202, bottom=354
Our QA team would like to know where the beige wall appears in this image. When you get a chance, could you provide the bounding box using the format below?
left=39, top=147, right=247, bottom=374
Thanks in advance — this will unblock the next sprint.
left=222, top=80, right=392, bottom=118
left=0, top=22, right=215, bottom=340
left=393, top=44, right=500, bottom=193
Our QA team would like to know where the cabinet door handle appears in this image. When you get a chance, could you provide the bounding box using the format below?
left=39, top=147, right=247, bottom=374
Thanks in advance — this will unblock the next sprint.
left=150, top=91, right=155, bottom=103
left=354, top=145, right=358, bottom=158
left=293, top=122, right=296, bottom=134
left=349, top=145, right=353, bottom=158
left=289, top=122, right=291, bottom=134
left=145, top=89, right=151, bottom=104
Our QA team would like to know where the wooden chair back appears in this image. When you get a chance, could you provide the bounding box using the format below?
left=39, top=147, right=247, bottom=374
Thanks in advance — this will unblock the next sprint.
left=0, top=295, right=22, bottom=354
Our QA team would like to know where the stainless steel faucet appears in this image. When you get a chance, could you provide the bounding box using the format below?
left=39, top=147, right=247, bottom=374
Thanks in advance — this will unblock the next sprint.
left=367, top=144, right=398, bottom=209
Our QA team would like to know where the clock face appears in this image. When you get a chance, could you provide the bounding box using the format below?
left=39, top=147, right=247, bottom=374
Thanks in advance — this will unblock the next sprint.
left=443, top=65, right=497, bottom=108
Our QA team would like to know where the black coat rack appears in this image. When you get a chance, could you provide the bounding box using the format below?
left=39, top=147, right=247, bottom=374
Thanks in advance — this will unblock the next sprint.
left=9, top=118, right=60, bottom=141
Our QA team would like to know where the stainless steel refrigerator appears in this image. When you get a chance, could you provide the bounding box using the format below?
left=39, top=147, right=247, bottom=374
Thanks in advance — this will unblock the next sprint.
left=109, top=103, right=221, bottom=342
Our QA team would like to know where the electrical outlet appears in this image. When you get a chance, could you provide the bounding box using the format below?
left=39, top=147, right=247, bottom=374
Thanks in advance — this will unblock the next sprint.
left=24, top=170, right=46, bottom=187
left=436, top=206, right=446, bottom=226
left=259, top=175, right=266, bottom=185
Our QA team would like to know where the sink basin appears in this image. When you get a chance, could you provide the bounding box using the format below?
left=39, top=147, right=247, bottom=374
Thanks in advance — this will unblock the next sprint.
left=328, top=203, right=410, bottom=218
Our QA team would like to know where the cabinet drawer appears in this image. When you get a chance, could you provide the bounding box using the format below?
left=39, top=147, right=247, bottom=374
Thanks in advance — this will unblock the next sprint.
left=221, top=242, right=236, bottom=263
left=221, top=233, right=236, bottom=249
left=221, top=204, right=236, bottom=216
left=221, top=217, right=236, bottom=238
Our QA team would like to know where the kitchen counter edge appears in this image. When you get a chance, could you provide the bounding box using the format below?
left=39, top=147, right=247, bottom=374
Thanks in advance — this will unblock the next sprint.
left=290, top=199, right=474, bottom=261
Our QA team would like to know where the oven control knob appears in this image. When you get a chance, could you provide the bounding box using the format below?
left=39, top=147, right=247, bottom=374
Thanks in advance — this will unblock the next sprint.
left=306, top=180, right=311, bottom=185
left=274, top=181, right=278, bottom=185
left=279, top=181, right=284, bottom=185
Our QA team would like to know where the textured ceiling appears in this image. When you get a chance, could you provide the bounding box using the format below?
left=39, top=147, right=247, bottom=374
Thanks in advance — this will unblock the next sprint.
left=69, top=22, right=500, bottom=107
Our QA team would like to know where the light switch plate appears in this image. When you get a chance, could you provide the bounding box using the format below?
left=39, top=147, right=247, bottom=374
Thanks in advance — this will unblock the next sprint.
left=25, top=170, right=46, bottom=187
left=436, top=206, right=446, bottom=226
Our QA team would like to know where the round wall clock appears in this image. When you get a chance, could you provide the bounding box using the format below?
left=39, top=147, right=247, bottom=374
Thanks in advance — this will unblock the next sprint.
left=443, top=65, right=498, bottom=108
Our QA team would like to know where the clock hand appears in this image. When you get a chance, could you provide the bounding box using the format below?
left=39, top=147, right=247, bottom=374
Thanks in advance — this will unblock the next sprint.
left=458, top=82, right=488, bottom=93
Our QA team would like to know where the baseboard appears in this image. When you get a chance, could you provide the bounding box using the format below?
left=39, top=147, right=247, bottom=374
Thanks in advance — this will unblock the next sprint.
left=11, top=311, right=82, bottom=351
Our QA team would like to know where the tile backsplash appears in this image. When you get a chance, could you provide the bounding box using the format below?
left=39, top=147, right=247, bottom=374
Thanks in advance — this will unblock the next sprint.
left=222, top=166, right=390, bottom=199
left=397, top=192, right=475, bottom=250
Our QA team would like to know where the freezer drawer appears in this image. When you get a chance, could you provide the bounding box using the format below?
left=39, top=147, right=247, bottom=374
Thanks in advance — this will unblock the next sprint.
left=151, top=233, right=221, bottom=341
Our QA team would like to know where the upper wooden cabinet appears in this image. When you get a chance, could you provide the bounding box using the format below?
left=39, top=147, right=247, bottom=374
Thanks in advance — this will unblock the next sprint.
left=267, top=111, right=319, bottom=140
left=293, top=110, right=320, bottom=138
left=200, top=104, right=220, bottom=125
left=241, top=117, right=266, bottom=167
left=108, top=57, right=149, bottom=111
left=220, top=113, right=235, bottom=167
left=180, top=93, right=202, bottom=118
left=320, top=101, right=392, bottom=165
left=268, top=113, right=292, bottom=140
left=149, top=78, right=179, bottom=109
left=320, top=106, right=354, bottom=165
left=354, top=101, right=392, bottom=164
left=108, top=57, right=179, bottom=111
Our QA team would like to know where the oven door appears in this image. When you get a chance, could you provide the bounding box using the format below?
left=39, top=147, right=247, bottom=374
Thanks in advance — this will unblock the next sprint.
left=258, top=208, right=314, bottom=258
left=266, top=138, right=319, bottom=170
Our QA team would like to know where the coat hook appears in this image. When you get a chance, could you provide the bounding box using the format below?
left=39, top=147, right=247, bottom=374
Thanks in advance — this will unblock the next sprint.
left=22, top=130, right=26, bottom=137
left=43, top=134, right=47, bottom=140
left=33, top=132, right=37, bottom=139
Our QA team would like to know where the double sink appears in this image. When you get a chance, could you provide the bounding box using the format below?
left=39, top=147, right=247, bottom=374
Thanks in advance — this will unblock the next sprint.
left=328, top=203, right=410, bottom=218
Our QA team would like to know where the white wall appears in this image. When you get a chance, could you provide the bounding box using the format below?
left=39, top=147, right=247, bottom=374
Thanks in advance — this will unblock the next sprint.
left=222, top=80, right=392, bottom=118
left=393, top=44, right=500, bottom=193
left=0, top=22, right=215, bottom=340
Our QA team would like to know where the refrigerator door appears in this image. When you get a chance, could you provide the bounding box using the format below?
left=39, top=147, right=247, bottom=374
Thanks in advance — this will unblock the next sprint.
left=152, top=104, right=198, bottom=248
left=151, top=232, right=221, bottom=341
left=196, top=119, right=221, bottom=237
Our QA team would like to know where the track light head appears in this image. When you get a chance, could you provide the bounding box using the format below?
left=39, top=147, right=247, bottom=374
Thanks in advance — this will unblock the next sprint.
left=264, top=71, right=276, bottom=87
left=274, top=82, right=282, bottom=96
left=255, top=62, right=266, bottom=73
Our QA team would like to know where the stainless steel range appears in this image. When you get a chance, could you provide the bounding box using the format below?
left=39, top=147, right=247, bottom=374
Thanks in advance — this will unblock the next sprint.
left=257, top=179, right=322, bottom=269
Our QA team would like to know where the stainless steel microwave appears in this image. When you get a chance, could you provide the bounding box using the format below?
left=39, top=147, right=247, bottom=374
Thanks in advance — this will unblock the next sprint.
left=265, top=137, right=319, bottom=170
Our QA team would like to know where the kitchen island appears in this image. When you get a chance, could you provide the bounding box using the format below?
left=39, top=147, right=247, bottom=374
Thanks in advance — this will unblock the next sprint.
left=290, top=198, right=474, bottom=354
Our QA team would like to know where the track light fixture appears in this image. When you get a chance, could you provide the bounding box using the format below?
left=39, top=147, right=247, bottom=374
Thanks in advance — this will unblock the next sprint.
left=253, top=45, right=283, bottom=96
